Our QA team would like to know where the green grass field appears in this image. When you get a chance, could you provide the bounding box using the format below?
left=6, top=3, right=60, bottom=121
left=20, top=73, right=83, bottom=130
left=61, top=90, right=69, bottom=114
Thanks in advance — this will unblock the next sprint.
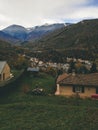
left=0, top=72, right=98, bottom=130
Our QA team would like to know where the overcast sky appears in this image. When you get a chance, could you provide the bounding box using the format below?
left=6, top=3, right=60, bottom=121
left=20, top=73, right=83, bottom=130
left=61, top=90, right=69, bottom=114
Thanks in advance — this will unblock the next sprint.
left=0, top=0, right=98, bottom=29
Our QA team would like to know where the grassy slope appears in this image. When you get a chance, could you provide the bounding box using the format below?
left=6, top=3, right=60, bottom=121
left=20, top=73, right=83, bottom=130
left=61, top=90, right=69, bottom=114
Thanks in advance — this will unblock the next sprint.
left=0, top=73, right=98, bottom=130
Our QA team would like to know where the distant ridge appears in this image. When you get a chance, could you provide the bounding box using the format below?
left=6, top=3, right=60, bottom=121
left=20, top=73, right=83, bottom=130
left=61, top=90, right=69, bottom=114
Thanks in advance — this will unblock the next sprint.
left=0, top=23, right=70, bottom=44
left=2, top=24, right=28, bottom=42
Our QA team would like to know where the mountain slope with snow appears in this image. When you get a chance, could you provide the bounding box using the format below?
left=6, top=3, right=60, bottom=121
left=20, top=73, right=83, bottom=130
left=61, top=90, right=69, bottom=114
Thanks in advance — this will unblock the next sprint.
left=2, top=25, right=28, bottom=41
left=1, top=23, right=70, bottom=44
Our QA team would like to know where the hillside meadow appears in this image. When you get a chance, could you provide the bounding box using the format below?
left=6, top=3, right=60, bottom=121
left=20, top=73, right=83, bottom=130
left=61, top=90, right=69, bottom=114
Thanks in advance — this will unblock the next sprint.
left=0, top=72, right=98, bottom=130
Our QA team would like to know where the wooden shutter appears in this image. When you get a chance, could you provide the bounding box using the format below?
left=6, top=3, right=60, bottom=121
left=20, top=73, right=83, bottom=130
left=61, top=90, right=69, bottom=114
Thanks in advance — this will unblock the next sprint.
left=73, top=86, right=75, bottom=92
left=96, top=88, right=98, bottom=94
left=82, top=86, right=84, bottom=93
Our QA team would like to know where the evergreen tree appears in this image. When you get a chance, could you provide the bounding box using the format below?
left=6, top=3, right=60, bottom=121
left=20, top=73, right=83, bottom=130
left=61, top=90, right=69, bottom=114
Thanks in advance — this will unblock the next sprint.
left=68, top=60, right=75, bottom=73
left=90, top=62, right=97, bottom=73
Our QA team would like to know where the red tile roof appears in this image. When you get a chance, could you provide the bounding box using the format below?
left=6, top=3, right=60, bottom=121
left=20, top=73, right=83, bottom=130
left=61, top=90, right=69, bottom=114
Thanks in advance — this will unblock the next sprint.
left=57, top=73, right=68, bottom=83
left=58, top=73, right=98, bottom=86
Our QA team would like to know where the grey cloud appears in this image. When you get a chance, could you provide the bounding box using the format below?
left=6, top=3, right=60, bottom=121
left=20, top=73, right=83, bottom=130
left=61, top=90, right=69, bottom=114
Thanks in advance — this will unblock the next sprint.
left=0, top=0, right=98, bottom=29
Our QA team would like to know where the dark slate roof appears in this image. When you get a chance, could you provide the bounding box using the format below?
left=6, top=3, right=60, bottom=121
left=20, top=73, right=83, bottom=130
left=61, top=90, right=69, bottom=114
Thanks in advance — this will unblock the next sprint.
left=27, top=67, right=39, bottom=72
left=58, top=73, right=98, bottom=86
left=0, top=61, right=6, bottom=74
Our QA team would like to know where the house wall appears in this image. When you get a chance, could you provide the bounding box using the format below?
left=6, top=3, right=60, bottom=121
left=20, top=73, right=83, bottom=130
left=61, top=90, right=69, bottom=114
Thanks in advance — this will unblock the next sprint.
left=59, top=86, right=74, bottom=97
left=0, top=63, right=10, bottom=81
left=79, top=87, right=96, bottom=98
left=59, top=85, right=96, bottom=98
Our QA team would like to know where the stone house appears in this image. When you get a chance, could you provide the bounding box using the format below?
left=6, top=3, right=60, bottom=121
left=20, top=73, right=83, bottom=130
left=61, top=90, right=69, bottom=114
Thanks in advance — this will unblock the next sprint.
left=55, top=73, right=98, bottom=98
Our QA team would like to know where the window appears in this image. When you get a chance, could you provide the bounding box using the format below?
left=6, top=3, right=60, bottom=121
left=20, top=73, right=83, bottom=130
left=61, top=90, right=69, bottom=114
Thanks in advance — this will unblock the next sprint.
left=3, top=73, right=5, bottom=80
left=75, top=87, right=82, bottom=92
left=0, top=74, right=1, bottom=80
left=73, top=86, right=84, bottom=93
left=96, top=88, right=98, bottom=94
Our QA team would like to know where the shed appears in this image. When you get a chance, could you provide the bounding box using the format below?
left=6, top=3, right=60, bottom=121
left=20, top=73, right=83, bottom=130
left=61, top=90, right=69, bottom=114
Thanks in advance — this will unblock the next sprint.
left=0, top=61, right=11, bottom=81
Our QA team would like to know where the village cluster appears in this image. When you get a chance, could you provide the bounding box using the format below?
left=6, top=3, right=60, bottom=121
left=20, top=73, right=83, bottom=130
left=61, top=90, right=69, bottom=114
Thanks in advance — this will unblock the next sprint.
left=27, top=57, right=92, bottom=73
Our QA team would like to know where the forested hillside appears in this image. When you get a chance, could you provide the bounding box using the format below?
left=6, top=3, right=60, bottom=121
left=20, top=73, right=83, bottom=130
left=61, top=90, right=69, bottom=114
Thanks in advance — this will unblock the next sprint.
left=26, top=19, right=98, bottom=60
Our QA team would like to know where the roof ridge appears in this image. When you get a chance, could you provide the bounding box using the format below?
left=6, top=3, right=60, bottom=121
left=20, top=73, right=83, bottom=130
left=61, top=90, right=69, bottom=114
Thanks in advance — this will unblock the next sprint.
left=58, top=73, right=70, bottom=83
left=58, top=73, right=98, bottom=86
left=56, top=73, right=68, bottom=83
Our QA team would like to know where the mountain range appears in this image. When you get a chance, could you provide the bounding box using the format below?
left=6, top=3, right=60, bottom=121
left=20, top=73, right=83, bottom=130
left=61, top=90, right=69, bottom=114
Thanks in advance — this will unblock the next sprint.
left=0, top=23, right=68, bottom=44
left=0, top=19, right=98, bottom=59
left=0, top=18, right=98, bottom=57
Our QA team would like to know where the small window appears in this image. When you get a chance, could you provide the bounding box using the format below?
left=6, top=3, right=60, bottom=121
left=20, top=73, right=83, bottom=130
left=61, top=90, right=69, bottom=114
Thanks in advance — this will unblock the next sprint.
left=96, top=88, right=98, bottom=94
left=75, top=87, right=82, bottom=92
left=3, top=73, right=5, bottom=80
left=0, top=74, right=1, bottom=80
left=73, top=86, right=84, bottom=93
